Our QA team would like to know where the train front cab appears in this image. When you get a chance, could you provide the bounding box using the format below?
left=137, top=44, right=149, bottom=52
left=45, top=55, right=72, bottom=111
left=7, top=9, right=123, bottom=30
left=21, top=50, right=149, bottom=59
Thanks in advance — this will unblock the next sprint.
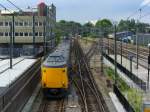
left=41, top=65, right=69, bottom=98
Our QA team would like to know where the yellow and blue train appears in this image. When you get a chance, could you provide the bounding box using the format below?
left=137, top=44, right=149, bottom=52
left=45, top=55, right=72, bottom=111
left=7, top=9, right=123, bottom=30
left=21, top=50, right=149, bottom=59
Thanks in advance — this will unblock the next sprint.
left=41, top=39, right=71, bottom=97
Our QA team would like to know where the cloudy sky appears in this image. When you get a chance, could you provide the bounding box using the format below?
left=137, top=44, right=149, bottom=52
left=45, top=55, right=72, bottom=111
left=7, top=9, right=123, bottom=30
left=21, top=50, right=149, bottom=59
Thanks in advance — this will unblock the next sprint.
left=1, top=0, right=150, bottom=23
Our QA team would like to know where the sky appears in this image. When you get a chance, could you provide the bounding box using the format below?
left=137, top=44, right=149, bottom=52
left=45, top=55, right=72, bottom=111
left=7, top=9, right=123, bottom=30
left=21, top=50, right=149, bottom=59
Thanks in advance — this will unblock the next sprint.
left=1, top=0, right=150, bottom=24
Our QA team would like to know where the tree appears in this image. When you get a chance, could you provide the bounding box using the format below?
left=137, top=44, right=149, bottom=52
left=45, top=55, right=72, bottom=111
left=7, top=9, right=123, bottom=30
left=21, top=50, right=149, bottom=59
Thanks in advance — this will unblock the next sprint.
left=96, top=19, right=112, bottom=28
left=54, top=20, right=82, bottom=41
left=82, top=22, right=94, bottom=37
left=117, top=19, right=150, bottom=33
left=83, top=22, right=94, bottom=28
left=95, top=19, right=112, bottom=37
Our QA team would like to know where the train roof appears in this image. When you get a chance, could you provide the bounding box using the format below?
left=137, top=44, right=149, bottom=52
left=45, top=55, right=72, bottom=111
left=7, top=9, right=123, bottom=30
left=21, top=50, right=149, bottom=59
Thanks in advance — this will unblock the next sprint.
left=42, top=40, right=70, bottom=67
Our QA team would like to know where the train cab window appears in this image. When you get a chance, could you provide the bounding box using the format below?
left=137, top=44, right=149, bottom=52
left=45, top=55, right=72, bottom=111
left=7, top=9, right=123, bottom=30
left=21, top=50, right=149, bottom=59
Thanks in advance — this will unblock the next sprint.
left=48, top=55, right=64, bottom=62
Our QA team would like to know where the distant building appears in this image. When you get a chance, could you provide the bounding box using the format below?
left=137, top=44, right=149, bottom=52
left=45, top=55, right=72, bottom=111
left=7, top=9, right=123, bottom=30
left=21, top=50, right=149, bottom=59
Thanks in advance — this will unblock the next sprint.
left=116, top=31, right=134, bottom=39
left=132, top=33, right=150, bottom=46
left=0, top=2, right=56, bottom=57
left=108, top=31, right=134, bottom=43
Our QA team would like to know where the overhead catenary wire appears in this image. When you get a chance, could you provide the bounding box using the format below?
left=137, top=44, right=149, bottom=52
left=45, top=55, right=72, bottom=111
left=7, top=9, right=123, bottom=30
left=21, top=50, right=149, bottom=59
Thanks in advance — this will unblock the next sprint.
left=0, top=3, right=25, bottom=22
left=127, top=1, right=150, bottom=20
left=6, top=0, right=23, bottom=12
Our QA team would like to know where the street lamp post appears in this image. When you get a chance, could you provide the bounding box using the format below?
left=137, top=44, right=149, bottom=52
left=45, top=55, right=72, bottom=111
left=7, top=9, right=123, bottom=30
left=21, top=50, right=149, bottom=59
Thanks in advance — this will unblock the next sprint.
left=43, top=21, right=46, bottom=59
left=147, top=43, right=150, bottom=90
left=10, top=14, right=15, bottom=69
left=114, top=25, right=117, bottom=85
left=129, top=54, right=134, bottom=75
left=136, top=31, right=139, bottom=69
left=32, top=13, right=35, bottom=55
left=121, top=37, right=122, bottom=65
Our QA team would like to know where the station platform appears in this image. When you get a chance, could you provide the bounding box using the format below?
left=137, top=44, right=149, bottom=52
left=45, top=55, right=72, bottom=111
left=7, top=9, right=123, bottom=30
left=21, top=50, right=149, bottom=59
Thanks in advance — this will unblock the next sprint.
left=0, top=58, right=36, bottom=94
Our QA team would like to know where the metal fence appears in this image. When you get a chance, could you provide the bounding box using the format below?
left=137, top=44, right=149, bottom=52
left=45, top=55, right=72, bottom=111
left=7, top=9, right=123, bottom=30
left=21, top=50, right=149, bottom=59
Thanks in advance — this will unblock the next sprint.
left=113, top=85, right=135, bottom=112
left=103, top=53, right=147, bottom=91
left=0, top=47, right=43, bottom=58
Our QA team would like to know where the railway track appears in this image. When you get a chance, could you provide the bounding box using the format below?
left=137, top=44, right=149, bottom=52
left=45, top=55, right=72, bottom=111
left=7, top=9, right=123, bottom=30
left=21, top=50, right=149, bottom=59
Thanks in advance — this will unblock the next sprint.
left=73, top=39, right=109, bottom=112
left=105, top=38, right=148, bottom=58
left=102, top=38, right=149, bottom=68
left=38, top=98, right=65, bottom=112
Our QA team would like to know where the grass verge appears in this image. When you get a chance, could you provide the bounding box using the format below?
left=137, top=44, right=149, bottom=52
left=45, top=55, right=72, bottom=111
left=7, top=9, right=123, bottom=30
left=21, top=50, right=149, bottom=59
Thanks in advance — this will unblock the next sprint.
left=104, top=67, right=143, bottom=112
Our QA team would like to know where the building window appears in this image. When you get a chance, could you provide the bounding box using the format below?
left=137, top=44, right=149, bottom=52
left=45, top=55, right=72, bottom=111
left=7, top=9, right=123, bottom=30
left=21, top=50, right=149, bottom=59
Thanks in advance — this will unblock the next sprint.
left=15, top=22, right=19, bottom=26
left=39, top=22, right=43, bottom=26
left=39, top=32, right=43, bottom=36
left=29, top=32, right=32, bottom=36
left=24, top=32, right=28, bottom=36
left=9, top=22, right=12, bottom=26
left=5, top=22, right=9, bottom=26
left=0, top=22, right=3, bottom=26
left=0, top=32, right=3, bottom=36
left=35, top=22, right=38, bottom=26
left=5, top=32, right=8, bottom=36
left=19, top=22, right=23, bottom=26
left=24, top=22, right=29, bottom=26
left=15, top=32, right=19, bottom=36
left=29, top=22, right=32, bottom=26
left=20, top=32, right=23, bottom=36
left=35, top=32, right=38, bottom=36
left=9, top=32, right=12, bottom=36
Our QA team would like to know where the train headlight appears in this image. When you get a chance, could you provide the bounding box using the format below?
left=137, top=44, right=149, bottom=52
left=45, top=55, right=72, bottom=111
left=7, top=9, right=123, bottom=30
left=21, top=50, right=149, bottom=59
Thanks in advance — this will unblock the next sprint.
left=62, top=82, right=65, bottom=87
left=43, top=83, right=46, bottom=87
left=62, top=70, right=65, bottom=72
left=43, top=70, right=46, bottom=73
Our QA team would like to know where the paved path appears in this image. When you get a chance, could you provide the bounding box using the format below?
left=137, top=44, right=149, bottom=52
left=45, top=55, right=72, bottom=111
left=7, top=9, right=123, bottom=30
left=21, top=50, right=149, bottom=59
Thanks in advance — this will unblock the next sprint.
left=109, top=55, right=149, bottom=88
